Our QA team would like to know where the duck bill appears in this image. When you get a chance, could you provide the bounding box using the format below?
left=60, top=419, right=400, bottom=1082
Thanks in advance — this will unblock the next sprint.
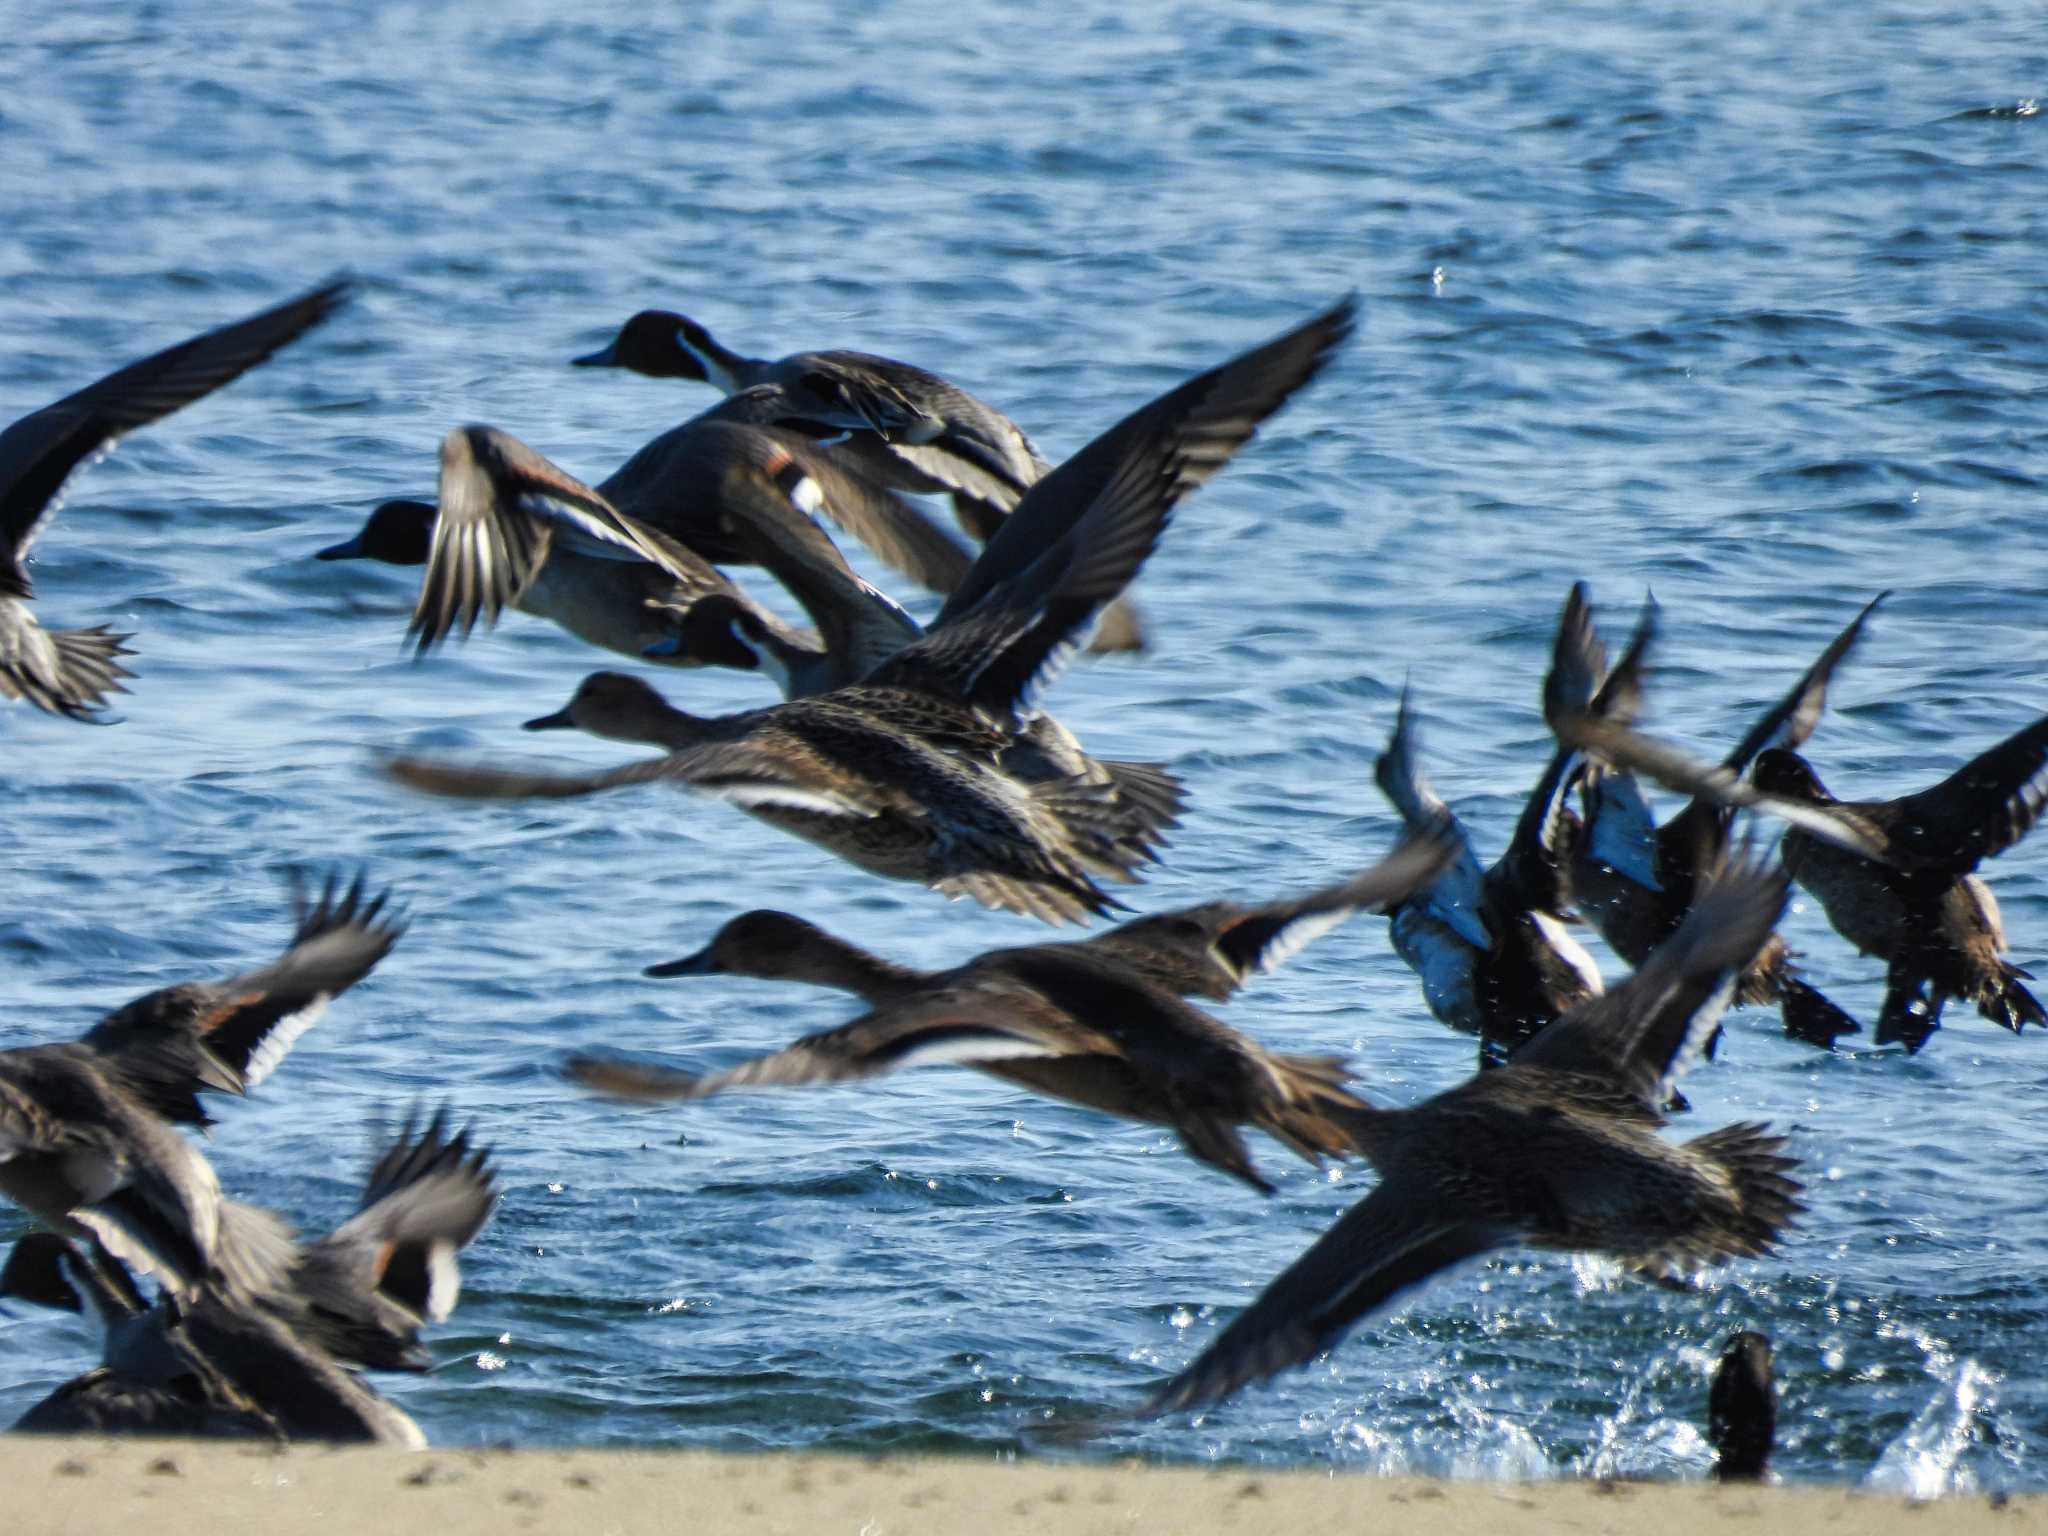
left=315, top=532, right=366, bottom=560
left=643, top=947, right=719, bottom=978
left=523, top=707, right=578, bottom=731
left=571, top=341, right=620, bottom=368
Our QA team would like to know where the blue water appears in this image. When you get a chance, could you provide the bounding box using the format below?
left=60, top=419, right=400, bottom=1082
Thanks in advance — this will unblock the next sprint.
left=1, top=0, right=2045, bottom=1491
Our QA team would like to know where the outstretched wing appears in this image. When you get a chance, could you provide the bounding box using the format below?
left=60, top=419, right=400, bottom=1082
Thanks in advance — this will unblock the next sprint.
left=933, top=296, right=1357, bottom=637
left=1142, top=1180, right=1508, bottom=1417
left=85, top=872, right=404, bottom=1124
left=1511, top=851, right=1788, bottom=1109
left=567, top=986, right=1112, bottom=1102
left=1720, top=593, right=1885, bottom=774
left=1877, top=712, right=2048, bottom=875
left=0, top=277, right=352, bottom=590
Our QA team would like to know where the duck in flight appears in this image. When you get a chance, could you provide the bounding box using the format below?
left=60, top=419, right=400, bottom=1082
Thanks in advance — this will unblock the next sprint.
left=1751, top=715, right=2048, bottom=1051
left=573, top=307, right=1149, bottom=649
left=567, top=826, right=1455, bottom=1193
left=1565, top=590, right=1880, bottom=1047
left=1138, top=851, right=1803, bottom=1419
left=2, top=278, right=349, bottom=719
left=1372, top=585, right=1620, bottom=1064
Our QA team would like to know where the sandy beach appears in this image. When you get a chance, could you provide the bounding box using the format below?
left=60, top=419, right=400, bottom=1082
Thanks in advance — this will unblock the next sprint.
left=7, top=1439, right=2033, bottom=1536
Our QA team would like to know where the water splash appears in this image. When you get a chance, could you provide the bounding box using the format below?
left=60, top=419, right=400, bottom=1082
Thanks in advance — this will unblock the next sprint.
left=1865, top=1359, right=1995, bottom=1499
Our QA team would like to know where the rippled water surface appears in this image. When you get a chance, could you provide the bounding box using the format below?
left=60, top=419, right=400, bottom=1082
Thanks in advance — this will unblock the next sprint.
left=1, top=0, right=2045, bottom=1490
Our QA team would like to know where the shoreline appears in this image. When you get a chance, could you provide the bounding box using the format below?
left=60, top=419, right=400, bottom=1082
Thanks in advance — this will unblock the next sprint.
left=9, top=1439, right=2031, bottom=1535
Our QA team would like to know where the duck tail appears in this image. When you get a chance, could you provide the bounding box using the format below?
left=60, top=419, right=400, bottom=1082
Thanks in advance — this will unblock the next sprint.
left=1682, top=1120, right=1805, bottom=1261
left=1255, top=1058, right=1371, bottom=1165
left=1028, top=774, right=1162, bottom=884
left=3, top=624, right=135, bottom=720
left=1097, top=759, right=1187, bottom=847
left=1777, top=977, right=1862, bottom=1049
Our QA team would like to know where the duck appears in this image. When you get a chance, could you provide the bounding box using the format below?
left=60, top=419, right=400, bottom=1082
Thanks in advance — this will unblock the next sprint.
left=2, top=1111, right=499, bottom=1444
left=0, top=873, right=402, bottom=1291
left=639, top=460, right=1183, bottom=873
left=1556, top=684, right=2046, bottom=1053
left=1565, top=592, right=1879, bottom=1047
left=317, top=491, right=817, bottom=669
left=567, top=826, right=1455, bottom=1193
left=386, top=298, right=1358, bottom=913
left=573, top=309, right=1051, bottom=542
left=1748, top=716, right=2048, bottom=1050
left=1371, top=586, right=1614, bottom=1064
left=1708, top=1330, right=1776, bottom=1482
left=385, top=670, right=1130, bottom=925
left=2, top=277, right=350, bottom=719
left=573, top=309, right=1150, bottom=650
left=318, top=423, right=822, bottom=662
left=654, top=295, right=1359, bottom=860
left=1137, top=851, right=1804, bottom=1418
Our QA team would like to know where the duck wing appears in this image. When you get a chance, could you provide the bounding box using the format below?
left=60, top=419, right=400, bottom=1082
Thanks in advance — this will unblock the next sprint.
left=1719, top=593, right=1885, bottom=775
left=568, top=983, right=1113, bottom=1102
left=410, top=426, right=695, bottom=654
left=1374, top=687, right=1492, bottom=952
left=784, top=350, right=1047, bottom=500
left=83, top=872, right=404, bottom=1125
left=1493, top=583, right=1620, bottom=912
left=1093, top=825, right=1459, bottom=999
left=381, top=752, right=678, bottom=803
left=290, top=1109, right=498, bottom=1368
left=0, top=277, right=351, bottom=589
left=1871, top=713, right=2048, bottom=875
left=1553, top=712, right=1889, bottom=862
left=1142, top=1179, right=1509, bottom=1416
left=1510, top=850, right=1788, bottom=1110
left=0, top=606, right=134, bottom=721
left=780, top=432, right=976, bottom=597
left=933, top=297, right=1356, bottom=632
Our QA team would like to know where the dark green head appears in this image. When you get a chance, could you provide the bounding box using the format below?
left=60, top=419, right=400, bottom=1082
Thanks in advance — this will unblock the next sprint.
left=572, top=310, right=718, bottom=380
left=316, top=499, right=437, bottom=565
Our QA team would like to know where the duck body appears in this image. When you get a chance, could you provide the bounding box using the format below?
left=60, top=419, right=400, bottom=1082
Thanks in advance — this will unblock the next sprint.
left=583, top=834, right=1452, bottom=1191
left=388, top=672, right=1125, bottom=924
left=1139, top=854, right=1804, bottom=1418
left=1753, top=719, right=2048, bottom=1051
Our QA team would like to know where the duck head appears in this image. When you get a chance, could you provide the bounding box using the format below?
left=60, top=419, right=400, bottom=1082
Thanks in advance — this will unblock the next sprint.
left=643, top=593, right=764, bottom=673
left=1751, top=747, right=1834, bottom=804
left=644, top=909, right=840, bottom=981
left=573, top=310, right=736, bottom=386
left=523, top=670, right=693, bottom=746
left=317, top=499, right=436, bottom=564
